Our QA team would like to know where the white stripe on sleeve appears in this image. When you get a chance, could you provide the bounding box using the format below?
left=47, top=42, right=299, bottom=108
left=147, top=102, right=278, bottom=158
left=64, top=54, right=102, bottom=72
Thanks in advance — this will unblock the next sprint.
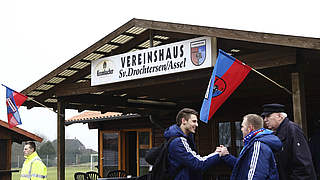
left=180, top=137, right=217, bottom=161
left=248, top=141, right=261, bottom=180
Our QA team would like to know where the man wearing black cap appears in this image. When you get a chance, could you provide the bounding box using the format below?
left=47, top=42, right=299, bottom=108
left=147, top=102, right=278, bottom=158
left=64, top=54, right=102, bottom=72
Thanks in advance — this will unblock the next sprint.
left=262, top=103, right=316, bottom=180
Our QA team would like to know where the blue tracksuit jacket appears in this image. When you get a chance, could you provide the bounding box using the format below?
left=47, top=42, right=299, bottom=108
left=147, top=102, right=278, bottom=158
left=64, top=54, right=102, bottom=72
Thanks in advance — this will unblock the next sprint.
left=222, top=129, right=282, bottom=180
left=164, top=124, right=220, bottom=180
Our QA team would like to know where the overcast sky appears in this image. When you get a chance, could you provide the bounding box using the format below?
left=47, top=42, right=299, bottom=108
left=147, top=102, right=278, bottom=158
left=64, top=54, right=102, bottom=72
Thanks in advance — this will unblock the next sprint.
left=0, top=0, right=319, bottom=151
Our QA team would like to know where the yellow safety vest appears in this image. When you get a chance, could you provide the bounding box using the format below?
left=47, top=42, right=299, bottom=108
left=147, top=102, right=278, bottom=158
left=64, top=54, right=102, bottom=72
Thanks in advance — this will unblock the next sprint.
left=20, top=151, right=47, bottom=180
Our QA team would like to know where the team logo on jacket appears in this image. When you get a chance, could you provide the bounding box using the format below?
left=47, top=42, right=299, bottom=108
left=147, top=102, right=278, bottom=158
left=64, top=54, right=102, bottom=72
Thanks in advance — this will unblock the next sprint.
left=190, top=39, right=206, bottom=66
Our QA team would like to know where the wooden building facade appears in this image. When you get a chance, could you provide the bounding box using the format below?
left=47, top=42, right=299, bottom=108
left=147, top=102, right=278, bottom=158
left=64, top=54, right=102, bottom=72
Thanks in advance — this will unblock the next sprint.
left=21, top=18, right=320, bottom=180
left=0, top=120, right=43, bottom=180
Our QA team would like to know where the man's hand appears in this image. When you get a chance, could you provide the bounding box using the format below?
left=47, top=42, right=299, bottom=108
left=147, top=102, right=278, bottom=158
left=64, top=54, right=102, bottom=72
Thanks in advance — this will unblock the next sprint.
left=216, top=145, right=229, bottom=156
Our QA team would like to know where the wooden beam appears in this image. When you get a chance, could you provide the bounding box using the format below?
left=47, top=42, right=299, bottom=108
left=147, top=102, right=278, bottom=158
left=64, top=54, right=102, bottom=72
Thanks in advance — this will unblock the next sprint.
left=133, top=18, right=320, bottom=50
left=291, top=52, right=308, bottom=135
left=63, top=94, right=178, bottom=111
left=236, top=48, right=296, bottom=69
left=23, top=96, right=164, bottom=114
left=64, top=94, right=127, bottom=105
left=55, top=68, right=212, bottom=97
left=107, top=41, right=124, bottom=47
left=149, top=30, right=153, bottom=48
left=218, top=38, right=279, bottom=52
left=7, top=139, right=11, bottom=171
left=291, top=72, right=308, bottom=135
left=67, top=67, right=81, bottom=71
left=98, top=130, right=102, bottom=176
left=57, top=100, right=65, bottom=180
left=0, top=121, right=43, bottom=142
left=0, top=140, right=11, bottom=180
left=152, top=29, right=198, bottom=40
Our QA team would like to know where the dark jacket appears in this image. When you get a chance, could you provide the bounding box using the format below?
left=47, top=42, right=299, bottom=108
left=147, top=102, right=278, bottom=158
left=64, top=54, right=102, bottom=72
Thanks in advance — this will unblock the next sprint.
left=275, top=118, right=316, bottom=180
left=222, top=129, right=282, bottom=180
left=164, top=124, right=220, bottom=180
left=309, top=131, right=320, bottom=178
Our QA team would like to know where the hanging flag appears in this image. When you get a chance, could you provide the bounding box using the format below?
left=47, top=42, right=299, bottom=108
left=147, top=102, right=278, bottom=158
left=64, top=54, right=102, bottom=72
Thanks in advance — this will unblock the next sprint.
left=200, top=49, right=252, bottom=123
left=2, top=84, right=28, bottom=128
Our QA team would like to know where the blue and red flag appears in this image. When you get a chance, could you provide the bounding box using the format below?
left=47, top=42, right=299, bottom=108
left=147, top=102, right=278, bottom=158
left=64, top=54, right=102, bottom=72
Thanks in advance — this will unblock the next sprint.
left=2, top=84, right=28, bottom=128
left=200, top=49, right=252, bottom=123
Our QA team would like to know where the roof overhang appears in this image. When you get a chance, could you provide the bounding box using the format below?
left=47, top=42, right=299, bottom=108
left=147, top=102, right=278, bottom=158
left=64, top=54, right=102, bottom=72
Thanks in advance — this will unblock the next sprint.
left=0, top=119, right=43, bottom=143
left=20, top=18, right=320, bottom=115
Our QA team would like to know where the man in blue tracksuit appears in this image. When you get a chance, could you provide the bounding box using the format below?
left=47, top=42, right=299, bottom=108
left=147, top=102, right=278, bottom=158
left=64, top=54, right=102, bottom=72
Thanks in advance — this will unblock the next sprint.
left=164, top=108, right=220, bottom=180
left=218, top=114, right=282, bottom=180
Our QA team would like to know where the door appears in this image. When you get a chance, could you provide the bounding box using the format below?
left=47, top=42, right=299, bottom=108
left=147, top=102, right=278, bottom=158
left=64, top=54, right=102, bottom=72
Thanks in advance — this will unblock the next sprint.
left=100, top=129, right=152, bottom=177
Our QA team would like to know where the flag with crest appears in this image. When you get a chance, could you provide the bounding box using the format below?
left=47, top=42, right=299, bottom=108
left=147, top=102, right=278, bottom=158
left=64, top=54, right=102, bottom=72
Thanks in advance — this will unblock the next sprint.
left=2, top=84, right=28, bottom=128
left=200, top=50, right=252, bottom=123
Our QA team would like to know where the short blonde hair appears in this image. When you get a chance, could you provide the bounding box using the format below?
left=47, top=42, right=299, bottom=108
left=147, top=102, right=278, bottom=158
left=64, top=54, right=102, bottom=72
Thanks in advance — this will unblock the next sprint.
left=243, top=114, right=263, bottom=130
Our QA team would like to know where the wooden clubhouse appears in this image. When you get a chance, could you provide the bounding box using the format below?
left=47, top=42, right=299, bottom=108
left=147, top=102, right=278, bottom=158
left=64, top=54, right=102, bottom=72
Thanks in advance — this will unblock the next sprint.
left=0, top=120, right=43, bottom=180
left=21, top=18, right=320, bottom=179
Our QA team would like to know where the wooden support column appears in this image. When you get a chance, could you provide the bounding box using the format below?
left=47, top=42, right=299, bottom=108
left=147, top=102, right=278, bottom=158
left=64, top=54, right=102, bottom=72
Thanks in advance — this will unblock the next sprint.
left=291, top=72, right=308, bottom=135
left=57, top=99, right=65, bottom=180
left=98, top=129, right=102, bottom=177
left=7, top=139, right=12, bottom=180
left=0, top=139, right=12, bottom=180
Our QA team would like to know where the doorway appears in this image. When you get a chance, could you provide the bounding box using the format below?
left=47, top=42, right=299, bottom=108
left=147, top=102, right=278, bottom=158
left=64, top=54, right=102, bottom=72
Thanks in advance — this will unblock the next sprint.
left=100, top=129, right=152, bottom=177
left=125, top=131, right=137, bottom=176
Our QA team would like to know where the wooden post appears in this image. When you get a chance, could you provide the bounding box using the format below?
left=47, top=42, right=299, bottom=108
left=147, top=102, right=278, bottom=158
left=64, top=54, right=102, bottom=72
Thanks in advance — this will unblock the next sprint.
left=7, top=139, right=12, bottom=180
left=57, top=99, right=65, bottom=180
left=291, top=72, right=308, bottom=135
left=149, top=30, right=153, bottom=48
left=98, top=129, right=102, bottom=177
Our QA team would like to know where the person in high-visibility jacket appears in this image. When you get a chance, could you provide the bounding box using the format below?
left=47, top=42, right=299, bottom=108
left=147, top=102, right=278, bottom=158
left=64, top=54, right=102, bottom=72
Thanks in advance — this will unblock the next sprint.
left=20, top=141, right=47, bottom=180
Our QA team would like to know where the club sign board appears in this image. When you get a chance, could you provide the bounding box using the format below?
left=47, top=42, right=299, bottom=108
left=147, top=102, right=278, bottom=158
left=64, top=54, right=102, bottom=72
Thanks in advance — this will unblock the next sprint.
left=91, top=36, right=216, bottom=86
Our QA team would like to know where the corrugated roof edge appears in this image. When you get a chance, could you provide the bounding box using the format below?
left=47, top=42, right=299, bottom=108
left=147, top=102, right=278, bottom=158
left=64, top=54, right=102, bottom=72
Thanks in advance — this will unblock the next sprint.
left=64, top=113, right=142, bottom=126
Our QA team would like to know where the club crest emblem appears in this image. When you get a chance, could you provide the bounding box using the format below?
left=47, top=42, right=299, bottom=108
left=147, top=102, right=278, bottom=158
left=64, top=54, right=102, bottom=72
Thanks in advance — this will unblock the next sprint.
left=204, top=76, right=226, bottom=99
left=212, top=76, right=226, bottom=97
left=190, top=40, right=206, bottom=66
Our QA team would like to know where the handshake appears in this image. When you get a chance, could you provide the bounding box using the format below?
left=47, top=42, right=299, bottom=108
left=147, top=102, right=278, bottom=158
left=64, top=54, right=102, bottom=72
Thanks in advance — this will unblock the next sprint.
left=215, top=145, right=229, bottom=157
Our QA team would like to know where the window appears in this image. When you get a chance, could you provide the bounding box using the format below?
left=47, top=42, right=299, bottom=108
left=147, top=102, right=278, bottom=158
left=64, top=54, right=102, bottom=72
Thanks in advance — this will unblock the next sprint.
left=235, top=122, right=243, bottom=155
left=218, top=122, right=231, bottom=147
left=101, top=132, right=120, bottom=177
left=100, top=129, right=152, bottom=177
left=218, top=122, right=243, bottom=156
left=138, top=132, right=151, bottom=176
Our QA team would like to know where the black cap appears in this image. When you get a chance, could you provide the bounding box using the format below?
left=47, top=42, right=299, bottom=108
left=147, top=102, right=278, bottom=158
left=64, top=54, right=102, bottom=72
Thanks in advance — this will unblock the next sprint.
left=261, top=104, right=285, bottom=117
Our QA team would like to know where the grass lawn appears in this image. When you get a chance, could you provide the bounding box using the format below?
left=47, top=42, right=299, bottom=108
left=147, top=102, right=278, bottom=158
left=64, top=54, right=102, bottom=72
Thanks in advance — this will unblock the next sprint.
left=12, top=165, right=96, bottom=180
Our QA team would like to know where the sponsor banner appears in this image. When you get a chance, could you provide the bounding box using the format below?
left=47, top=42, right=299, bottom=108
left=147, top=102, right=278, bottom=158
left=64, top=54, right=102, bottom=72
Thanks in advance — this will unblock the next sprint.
left=91, top=36, right=215, bottom=86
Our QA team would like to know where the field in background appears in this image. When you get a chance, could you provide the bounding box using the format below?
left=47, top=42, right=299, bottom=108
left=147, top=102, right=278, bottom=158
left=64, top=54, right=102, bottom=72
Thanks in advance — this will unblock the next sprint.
left=12, top=164, right=97, bottom=180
